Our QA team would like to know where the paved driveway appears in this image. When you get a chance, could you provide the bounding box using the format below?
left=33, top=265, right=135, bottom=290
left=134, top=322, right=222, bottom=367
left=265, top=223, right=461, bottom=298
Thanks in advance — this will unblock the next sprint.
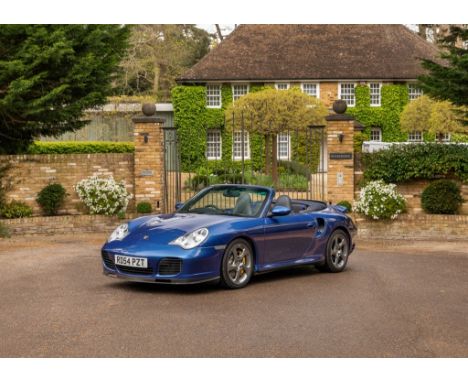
left=0, top=235, right=467, bottom=357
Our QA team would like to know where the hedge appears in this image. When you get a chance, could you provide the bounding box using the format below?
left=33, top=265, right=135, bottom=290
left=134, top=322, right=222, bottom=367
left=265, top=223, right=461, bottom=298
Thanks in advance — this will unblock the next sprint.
left=27, top=141, right=134, bottom=154
left=362, top=143, right=468, bottom=183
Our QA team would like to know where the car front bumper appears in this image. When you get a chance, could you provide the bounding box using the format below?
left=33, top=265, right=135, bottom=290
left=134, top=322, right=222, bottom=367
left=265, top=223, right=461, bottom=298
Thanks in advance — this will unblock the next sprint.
left=101, top=244, right=224, bottom=284
left=103, top=270, right=220, bottom=285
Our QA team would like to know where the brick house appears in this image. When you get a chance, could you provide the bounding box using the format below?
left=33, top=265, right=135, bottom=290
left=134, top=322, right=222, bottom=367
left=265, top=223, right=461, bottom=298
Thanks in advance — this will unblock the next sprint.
left=175, top=24, right=443, bottom=162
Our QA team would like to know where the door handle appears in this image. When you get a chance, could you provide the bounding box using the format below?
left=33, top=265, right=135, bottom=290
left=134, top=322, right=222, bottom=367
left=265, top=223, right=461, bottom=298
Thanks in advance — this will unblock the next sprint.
left=307, top=222, right=316, bottom=228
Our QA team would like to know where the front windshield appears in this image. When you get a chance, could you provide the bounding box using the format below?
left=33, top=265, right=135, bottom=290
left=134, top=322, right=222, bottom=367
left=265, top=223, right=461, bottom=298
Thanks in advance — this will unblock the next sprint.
left=179, top=186, right=269, bottom=217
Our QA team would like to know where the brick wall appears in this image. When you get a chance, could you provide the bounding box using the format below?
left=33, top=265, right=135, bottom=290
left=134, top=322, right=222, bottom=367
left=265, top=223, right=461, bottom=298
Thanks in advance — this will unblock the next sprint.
left=354, top=213, right=468, bottom=241
left=0, top=214, right=139, bottom=236
left=0, top=153, right=134, bottom=215
left=354, top=176, right=468, bottom=215
left=319, top=82, right=339, bottom=108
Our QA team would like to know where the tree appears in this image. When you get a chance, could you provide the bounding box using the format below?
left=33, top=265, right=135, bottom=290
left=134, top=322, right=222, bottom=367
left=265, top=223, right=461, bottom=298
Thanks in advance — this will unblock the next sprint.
left=400, top=95, right=433, bottom=133
left=116, top=25, right=212, bottom=99
left=400, top=95, right=463, bottom=140
left=418, top=25, right=468, bottom=125
left=0, top=25, right=130, bottom=154
left=225, top=88, right=327, bottom=184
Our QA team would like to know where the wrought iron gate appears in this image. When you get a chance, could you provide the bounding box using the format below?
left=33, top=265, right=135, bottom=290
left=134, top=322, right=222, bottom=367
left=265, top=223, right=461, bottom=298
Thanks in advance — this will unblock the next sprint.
left=162, top=124, right=327, bottom=214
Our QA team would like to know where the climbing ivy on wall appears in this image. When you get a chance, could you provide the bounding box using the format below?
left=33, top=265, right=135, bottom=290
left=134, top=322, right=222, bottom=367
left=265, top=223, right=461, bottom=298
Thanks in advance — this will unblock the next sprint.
left=347, top=84, right=409, bottom=142
left=173, top=83, right=468, bottom=171
left=172, top=84, right=266, bottom=171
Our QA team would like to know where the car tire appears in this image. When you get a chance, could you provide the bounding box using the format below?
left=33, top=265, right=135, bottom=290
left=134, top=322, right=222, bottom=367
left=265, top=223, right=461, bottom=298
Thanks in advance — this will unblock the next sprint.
left=220, top=238, right=254, bottom=289
left=317, top=229, right=350, bottom=273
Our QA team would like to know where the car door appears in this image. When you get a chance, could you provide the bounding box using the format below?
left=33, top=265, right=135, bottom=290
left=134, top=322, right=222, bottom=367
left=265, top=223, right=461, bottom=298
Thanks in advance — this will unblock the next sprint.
left=262, top=213, right=317, bottom=265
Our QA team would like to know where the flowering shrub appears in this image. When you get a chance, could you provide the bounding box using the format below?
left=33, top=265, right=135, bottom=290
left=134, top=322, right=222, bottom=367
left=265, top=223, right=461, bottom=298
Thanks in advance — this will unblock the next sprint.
left=75, top=176, right=132, bottom=215
left=354, top=180, right=406, bottom=220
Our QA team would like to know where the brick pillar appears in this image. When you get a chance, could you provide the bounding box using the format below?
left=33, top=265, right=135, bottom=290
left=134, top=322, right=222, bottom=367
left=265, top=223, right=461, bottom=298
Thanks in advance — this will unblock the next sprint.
left=132, top=104, right=165, bottom=212
left=325, top=100, right=357, bottom=204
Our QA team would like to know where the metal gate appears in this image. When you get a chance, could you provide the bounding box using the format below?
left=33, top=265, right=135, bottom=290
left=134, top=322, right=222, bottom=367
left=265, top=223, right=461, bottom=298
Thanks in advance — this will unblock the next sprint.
left=162, top=124, right=327, bottom=214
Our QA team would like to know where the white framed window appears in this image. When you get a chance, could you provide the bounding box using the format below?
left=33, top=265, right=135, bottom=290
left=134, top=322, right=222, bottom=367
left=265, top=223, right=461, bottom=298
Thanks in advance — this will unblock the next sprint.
left=370, top=127, right=382, bottom=142
left=232, top=84, right=249, bottom=102
left=277, top=133, right=291, bottom=160
left=369, top=83, right=382, bottom=106
left=408, top=131, right=423, bottom=142
left=301, top=83, right=319, bottom=98
left=206, top=84, right=222, bottom=108
left=339, top=83, right=356, bottom=106
left=206, top=130, right=222, bottom=160
left=408, top=84, right=423, bottom=101
left=436, top=132, right=451, bottom=142
left=232, top=131, right=250, bottom=160
left=275, top=83, right=290, bottom=90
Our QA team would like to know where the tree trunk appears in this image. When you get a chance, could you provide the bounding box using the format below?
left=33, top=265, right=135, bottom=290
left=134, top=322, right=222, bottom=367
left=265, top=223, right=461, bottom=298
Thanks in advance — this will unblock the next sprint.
left=215, top=25, right=224, bottom=41
left=272, top=134, right=278, bottom=186
left=153, top=63, right=160, bottom=95
left=265, top=133, right=271, bottom=176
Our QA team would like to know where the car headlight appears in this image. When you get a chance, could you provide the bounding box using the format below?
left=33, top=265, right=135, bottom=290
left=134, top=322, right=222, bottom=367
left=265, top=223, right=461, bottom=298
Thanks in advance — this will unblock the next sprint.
left=170, top=228, right=209, bottom=249
left=108, top=223, right=129, bottom=242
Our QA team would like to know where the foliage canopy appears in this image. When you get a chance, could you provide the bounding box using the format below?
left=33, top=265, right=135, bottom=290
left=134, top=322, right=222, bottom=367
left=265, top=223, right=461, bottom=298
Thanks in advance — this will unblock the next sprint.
left=418, top=26, right=468, bottom=125
left=0, top=24, right=130, bottom=154
left=116, top=25, right=212, bottom=99
left=225, top=88, right=328, bottom=134
left=399, top=95, right=463, bottom=136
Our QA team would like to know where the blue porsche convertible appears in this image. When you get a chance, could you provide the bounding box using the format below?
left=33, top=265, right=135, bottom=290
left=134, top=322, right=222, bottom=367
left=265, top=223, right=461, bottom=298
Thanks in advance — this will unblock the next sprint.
left=102, top=184, right=357, bottom=289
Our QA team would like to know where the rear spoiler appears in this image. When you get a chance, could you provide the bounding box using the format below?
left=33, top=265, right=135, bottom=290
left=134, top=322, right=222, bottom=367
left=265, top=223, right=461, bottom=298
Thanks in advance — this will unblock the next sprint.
left=332, top=205, right=348, bottom=214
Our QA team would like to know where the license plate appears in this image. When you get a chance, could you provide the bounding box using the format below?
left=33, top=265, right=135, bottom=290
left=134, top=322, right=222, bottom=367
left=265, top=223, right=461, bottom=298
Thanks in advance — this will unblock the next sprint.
left=115, top=255, right=148, bottom=268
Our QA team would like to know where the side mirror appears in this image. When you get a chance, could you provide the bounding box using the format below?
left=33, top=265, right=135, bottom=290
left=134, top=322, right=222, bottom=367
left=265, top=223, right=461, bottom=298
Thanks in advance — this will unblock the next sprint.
left=271, top=205, right=291, bottom=217
left=175, top=202, right=184, bottom=211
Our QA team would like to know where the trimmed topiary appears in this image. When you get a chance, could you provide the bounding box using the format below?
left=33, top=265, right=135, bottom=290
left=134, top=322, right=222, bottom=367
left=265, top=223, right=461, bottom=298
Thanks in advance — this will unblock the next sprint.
left=36, top=183, right=67, bottom=216
left=136, top=201, right=153, bottom=214
left=421, top=179, right=463, bottom=214
left=337, top=200, right=352, bottom=212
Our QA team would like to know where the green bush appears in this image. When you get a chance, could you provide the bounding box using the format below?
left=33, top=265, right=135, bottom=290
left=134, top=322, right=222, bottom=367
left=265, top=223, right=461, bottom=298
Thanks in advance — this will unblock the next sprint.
left=278, top=174, right=308, bottom=191
left=421, top=180, right=463, bottom=214
left=362, top=143, right=468, bottom=183
left=27, top=141, right=134, bottom=154
left=136, top=201, right=153, bottom=214
left=0, top=201, right=33, bottom=219
left=354, top=180, right=406, bottom=220
left=337, top=200, right=352, bottom=212
left=36, top=183, right=67, bottom=216
left=117, top=210, right=126, bottom=219
left=278, top=160, right=310, bottom=177
left=0, top=222, right=10, bottom=238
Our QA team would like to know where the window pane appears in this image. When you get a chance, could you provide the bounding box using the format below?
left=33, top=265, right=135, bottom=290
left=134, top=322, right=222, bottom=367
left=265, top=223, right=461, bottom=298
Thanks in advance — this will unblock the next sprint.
left=277, top=133, right=290, bottom=160
left=206, top=130, right=222, bottom=159
left=408, top=84, right=423, bottom=101
left=232, top=84, right=249, bottom=101
left=408, top=131, right=422, bottom=142
left=370, top=128, right=382, bottom=142
left=232, top=131, right=250, bottom=160
left=340, top=83, right=355, bottom=106
left=369, top=83, right=381, bottom=106
left=276, top=83, right=289, bottom=90
left=206, top=85, right=221, bottom=107
left=302, top=83, right=318, bottom=97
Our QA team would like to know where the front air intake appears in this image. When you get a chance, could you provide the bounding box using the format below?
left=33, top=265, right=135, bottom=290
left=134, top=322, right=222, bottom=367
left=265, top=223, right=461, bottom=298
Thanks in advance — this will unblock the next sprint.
left=158, top=258, right=182, bottom=275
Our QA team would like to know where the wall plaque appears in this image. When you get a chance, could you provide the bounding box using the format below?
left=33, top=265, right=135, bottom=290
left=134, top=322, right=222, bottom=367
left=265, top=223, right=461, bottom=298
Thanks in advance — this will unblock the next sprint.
left=330, top=152, right=353, bottom=160
left=140, top=169, right=154, bottom=176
